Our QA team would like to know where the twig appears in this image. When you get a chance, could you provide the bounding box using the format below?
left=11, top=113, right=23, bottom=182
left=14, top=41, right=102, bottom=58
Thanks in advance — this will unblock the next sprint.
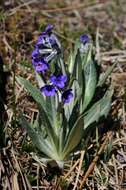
left=3, top=36, right=15, bottom=53
left=7, top=0, right=36, bottom=16
left=95, top=27, right=101, bottom=65
left=112, top=154, right=119, bottom=189
left=64, top=159, right=80, bottom=179
left=102, top=55, right=126, bottom=62
left=11, top=148, right=30, bottom=190
left=7, top=1, right=111, bottom=15
left=73, top=151, right=85, bottom=190
left=20, top=0, right=32, bottom=12
left=42, top=2, right=96, bottom=13
left=35, top=1, right=111, bottom=14
left=101, top=50, right=126, bottom=56
left=37, top=165, right=40, bottom=190
left=54, top=31, right=75, bottom=44
left=79, top=131, right=112, bottom=189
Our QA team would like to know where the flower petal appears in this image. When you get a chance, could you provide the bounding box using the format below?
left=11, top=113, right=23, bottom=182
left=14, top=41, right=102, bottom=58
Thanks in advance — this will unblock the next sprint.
left=62, top=89, right=73, bottom=103
left=40, top=85, right=56, bottom=96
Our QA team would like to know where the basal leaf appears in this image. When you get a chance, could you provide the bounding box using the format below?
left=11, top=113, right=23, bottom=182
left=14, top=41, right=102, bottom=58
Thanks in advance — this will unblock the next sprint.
left=59, top=111, right=69, bottom=154
left=38, top=104, right=59, bottom=150
left=63, top=115, right=84, bottom=159
left=20, top=115, right=54, bottom=158
left=72, top=50, right=82, bottom=80
left=46, top=96, right=59, bottom=130
left=76, top=51, right=83, bottom=88
left=84, top=89, right=113, bottom=129
left=68, top=40, right=81, bottom=77
left=82, top=59, right=97, bottom=112
left=17, top=77, right=60, bottom=154
left=97, top=61, right=117, bottom=87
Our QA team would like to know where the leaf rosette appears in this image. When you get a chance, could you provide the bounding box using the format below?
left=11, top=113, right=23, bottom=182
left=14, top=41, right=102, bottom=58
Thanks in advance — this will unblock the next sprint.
left=17, top=25, right=115, bottom=166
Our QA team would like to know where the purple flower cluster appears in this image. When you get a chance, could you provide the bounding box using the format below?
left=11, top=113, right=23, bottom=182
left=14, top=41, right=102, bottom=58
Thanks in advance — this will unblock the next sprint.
left=32, top=24, right=73, bottom=104
left=41, top=74, right=73, bottom=104
left=32, top=24, right=61, bottom=73
left=50, top=75, right=67, bottom=89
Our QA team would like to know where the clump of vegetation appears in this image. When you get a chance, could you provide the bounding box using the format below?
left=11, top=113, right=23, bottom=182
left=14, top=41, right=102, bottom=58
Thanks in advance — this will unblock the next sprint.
left=17, top=24, right=115, bottom=167
left=1, top=1, right=126, bottom=189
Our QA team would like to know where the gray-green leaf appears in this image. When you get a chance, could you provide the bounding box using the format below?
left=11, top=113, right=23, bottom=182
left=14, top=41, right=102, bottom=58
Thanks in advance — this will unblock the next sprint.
left=82, top=59, right=97, bottom=112
left=20, top=115, right=54, bottom=158
left=84, top=89, right=113, bottom=129
left=63, top=115, right=84, bottom=159
left=97, top=61, right=117, bottom=87
left=16, top=76, right=52, bottom=123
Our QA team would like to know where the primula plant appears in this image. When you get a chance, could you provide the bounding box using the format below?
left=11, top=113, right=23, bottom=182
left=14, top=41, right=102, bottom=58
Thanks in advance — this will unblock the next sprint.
left=17, top=24, right=115, bottom=166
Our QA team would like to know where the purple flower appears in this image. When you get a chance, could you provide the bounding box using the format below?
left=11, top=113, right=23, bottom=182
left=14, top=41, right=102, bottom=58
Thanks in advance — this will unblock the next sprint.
left=45, top=24, right=54, bottom=33
left=41, top=85, right=56, bottom=96
left=32, top=49, right=44, bottom=65
left=33, top=24, right=61, bottom=63
left=37, top=34, right=51, bottom=48
left=62, top=89, right=73, bottom=103
left=32, top=57, right=49, bottom=73
left=50, top=74, right=67, bottom=89
left=36, top=34, right=60, bottom=50
left=35, top=61, right=49, bottom=73
left=80, top=34, right=89, bottom=44
left=49, top=34, right=61, bottom=48
left=80, top=34, right=90, bottom=53
left=36, top=25, right=55, bottom=48
left=32, top=49, right=40, bottom=60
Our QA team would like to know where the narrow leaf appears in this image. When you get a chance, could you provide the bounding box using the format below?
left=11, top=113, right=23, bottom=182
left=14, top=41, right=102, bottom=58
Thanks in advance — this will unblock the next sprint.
left=82, top=59, right=97, bottom=112
left=97, top=61, right=117, bottom=87
left=63, top=115, right=84, bottom=159
left=38, top=104, right=59, bottom=150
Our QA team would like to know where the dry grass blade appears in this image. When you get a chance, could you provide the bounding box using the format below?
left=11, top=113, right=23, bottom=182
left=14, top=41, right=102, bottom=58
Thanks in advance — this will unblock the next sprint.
left=7, top=0, right=37, bottom=16
left=0, top=145, right=32, bottom=190
left=73, top=151, right=85, bottom=190
left=64, top=159, right=80, bottom=179
left=1, top=0, right=126, bottom=189
left=95, top=27, right=101, bottom=65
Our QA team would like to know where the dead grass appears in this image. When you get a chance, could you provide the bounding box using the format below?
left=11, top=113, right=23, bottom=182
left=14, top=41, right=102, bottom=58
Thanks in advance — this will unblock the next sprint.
left=0, top=0, right=126, bottom=189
